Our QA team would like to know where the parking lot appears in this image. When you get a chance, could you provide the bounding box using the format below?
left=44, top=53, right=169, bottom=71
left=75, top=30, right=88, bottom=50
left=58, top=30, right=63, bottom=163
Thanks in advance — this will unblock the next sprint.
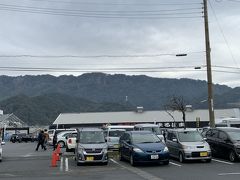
left=0, top=142, right=240, bottom=180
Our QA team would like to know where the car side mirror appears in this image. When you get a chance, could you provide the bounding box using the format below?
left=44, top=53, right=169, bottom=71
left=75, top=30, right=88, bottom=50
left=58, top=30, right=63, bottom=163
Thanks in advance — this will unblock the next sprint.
left=172, top=138, right=178, bottom=142
left=76, top=139, right=79, bottom=143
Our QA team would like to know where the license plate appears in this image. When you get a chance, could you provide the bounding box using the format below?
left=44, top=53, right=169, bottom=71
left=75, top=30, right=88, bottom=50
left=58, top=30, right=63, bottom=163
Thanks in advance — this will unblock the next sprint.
left=86, top=156, right=94, bottom=161
left=151, top=155, right=159, bottom=159
left=200, top=152, right=208, bottom=157
left=114, top=144, right=119, bottom=148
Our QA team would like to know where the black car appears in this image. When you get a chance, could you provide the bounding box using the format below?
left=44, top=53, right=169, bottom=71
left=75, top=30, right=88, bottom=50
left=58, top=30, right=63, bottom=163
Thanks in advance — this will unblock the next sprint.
left=205, top=127, right=240, bottom=162
left=10, top=133, right=34, bottom=143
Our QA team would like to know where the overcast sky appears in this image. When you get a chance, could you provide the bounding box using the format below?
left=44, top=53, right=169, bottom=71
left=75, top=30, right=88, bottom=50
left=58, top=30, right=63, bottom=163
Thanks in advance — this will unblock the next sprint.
left=0, top=0, right=239, bottom=87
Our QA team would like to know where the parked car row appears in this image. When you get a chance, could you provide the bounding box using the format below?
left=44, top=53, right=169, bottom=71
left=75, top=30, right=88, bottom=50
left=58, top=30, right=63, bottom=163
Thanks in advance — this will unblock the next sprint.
left=53, top=125, right=240, bottom=166
left=10, top=133, right=37, bottom=143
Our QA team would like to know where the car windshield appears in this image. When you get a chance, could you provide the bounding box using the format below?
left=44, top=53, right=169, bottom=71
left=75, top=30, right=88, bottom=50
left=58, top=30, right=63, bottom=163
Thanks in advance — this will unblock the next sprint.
left=132, top=133, right=161, bottom=144
left=227, top=131, right=240, bottom=141
left=80, top=131, right=105, bottom=144
left=178, top=131, right=203, bottom=142
left=142, top=127, right=162, bottom=135
left=109, top=130, right=125, bottom=137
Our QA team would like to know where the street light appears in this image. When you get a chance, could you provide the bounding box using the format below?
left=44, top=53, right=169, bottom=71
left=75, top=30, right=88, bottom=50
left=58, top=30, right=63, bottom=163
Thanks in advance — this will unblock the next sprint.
left=176, top=53, right=187, bottom=57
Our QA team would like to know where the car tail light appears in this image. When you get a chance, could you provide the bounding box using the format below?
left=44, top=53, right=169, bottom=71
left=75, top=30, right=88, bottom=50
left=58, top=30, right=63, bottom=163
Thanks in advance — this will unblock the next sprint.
left=68, top=139, right=72, bottom=144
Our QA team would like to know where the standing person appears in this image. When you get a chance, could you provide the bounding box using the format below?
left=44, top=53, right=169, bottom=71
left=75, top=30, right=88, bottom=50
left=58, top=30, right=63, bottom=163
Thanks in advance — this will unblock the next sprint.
left=52, top=132, right=57, bottom=151
left=43, top=129, right=49, bottom=149
left=35, top=130, right=46, bottom=151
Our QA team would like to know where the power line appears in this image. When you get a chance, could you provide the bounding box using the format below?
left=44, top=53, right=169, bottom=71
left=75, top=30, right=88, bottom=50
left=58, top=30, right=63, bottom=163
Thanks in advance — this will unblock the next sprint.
left=212, top=65, right=240, bottom=70
left=0, top=51, right=205, bottom=59
left=22, top=0, right=202, bottom=6
left=0, top=3, right=203, bottom=19
left=0, top=3, right=203, bottom=13
left=0, top=7, right=203, bottom=19
left=0, top=66, right=238, bottom=74
left=209, top=0, right=239, bottom=68
left=227, top=0, right=240, bottom=3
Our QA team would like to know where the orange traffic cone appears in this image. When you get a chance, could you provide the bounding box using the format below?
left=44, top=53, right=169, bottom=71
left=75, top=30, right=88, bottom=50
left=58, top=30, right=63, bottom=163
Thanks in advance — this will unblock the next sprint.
left=56, top=144, right=61, bottom=154
left=51, top=152, right=57, bottom=167
left=56, top=150, right=60, bottom=161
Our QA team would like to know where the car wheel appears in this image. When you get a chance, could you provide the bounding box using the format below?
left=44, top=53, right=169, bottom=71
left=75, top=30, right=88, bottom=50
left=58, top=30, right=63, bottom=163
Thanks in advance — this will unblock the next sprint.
left=119, top=150, right=124, bottom=161
left=130, top=154, right=136, bottom=166
left=179, top=152, right=185, bottom=163
left=205, top=159, right=211, bottom=163
left=58, top=141, right=65, bottom=148
left=103, top=161, right=108, bottom=165
left=163, top=160, right=169, bottom=165
left=229, top=150, right=236, bottom=162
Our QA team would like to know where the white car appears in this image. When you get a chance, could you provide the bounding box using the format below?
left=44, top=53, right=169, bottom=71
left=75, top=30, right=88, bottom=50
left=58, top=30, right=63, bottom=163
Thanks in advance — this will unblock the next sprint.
left=57, top=130, right=77, bottom=148
left=48, top=129, right=76, bottom=145
left=66, top=132, right=77, bottom=152
left=0, top=141, right=5, bottom=162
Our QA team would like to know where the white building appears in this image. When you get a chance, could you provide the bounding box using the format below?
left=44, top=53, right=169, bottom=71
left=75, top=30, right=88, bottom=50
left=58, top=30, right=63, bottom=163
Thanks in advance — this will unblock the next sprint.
left=52, top=108, right=240, bottom=129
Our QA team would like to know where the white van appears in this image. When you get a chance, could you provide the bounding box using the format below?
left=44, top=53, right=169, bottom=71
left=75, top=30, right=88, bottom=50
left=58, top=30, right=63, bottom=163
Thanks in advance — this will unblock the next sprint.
left=103, top=125, right=134, bottom=150
left=216, top=118, right=240, bottom=128
left=134, top=124, right=165, bottom=143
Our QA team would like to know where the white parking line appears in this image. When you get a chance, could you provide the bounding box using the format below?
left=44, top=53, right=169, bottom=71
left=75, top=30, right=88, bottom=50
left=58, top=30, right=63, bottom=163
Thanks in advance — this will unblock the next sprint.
left=169, top=162, right=182, bottom=167
left=218, top=173, right=240, bottom=176
left=212, top=158, right=234, bottom=165
left=110, top=158, right=164, bottom=180
left=22, top=153, right=33, bottom=157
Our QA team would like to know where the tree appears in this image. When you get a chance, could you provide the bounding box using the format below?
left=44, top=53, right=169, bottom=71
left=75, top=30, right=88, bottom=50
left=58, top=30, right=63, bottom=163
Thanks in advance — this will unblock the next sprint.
left=164, top=95, right=187, bottom=129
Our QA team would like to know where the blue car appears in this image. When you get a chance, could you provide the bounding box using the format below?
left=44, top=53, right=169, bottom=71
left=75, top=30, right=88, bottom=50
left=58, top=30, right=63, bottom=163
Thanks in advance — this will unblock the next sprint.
left=119, top=131, right=169, bottom=166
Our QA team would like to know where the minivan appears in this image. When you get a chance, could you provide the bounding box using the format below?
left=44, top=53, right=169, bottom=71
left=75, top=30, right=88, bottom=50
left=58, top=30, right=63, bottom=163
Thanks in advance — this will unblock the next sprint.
left=75, top=128, right=108, bottom=165
left=119, top=131, right=169, bottom=166
left=134, top=124, right=165, bottom=143
left=205, top=127, right=240, bottom=162
left=165, top=129, right=212, bottom=163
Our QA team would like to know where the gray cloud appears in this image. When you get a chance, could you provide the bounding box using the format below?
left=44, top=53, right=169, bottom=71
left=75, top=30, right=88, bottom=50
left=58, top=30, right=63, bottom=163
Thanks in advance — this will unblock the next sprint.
left=0, top=0, right=239, bottom=87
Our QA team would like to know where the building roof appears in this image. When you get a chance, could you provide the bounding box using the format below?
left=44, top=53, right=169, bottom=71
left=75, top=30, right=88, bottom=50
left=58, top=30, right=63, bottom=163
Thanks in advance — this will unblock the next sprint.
left=53, top=108, right=240, bottom=125
left=0, top=113, right=26, bottom=127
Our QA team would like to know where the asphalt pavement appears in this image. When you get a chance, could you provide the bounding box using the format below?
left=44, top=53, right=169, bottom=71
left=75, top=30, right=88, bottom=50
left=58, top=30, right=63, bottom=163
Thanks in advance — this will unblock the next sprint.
left=0, top=142, right=240, bottom=180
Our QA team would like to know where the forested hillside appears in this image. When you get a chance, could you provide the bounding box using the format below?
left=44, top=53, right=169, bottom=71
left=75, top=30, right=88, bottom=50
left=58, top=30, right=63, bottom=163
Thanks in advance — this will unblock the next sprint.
left=0, top=73, right=238, bottom=125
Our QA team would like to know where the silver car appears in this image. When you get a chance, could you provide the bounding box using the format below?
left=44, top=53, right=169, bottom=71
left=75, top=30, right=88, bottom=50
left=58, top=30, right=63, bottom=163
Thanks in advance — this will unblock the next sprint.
left=75, top=128, right=108, bottom=165
left=105, top=129, right=125, bottom=150
left=165, top=129, right=211, bottom=163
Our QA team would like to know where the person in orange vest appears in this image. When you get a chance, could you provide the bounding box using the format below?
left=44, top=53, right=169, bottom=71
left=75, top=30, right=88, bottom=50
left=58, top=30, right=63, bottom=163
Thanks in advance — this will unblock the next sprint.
left=43, top=129, right=49, bottom=149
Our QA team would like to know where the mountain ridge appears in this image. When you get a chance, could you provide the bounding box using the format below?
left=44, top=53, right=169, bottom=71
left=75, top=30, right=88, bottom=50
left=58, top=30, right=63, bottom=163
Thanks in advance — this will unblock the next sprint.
left=0, top=73, right=238, bottom=125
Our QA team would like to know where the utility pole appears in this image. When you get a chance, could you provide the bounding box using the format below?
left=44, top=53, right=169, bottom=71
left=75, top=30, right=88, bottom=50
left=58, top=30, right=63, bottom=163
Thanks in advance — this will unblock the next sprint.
left=203, top=0, right=215, bottom=128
